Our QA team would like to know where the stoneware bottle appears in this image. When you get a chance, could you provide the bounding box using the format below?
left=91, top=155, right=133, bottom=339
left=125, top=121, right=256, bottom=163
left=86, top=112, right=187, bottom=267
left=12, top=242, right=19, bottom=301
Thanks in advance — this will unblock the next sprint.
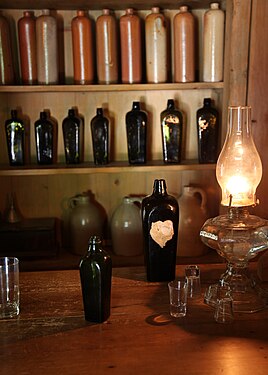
left=145, top=7, right=168, bottom=83
left=5, top=109, right=25, bottom=166
left=177, top=186, right=209, bottom=257
left=125, top=101, right=147, bottom=164
left=71, top=10, right=94, bottom=84
left=79, top=236, right=112, bottom=323
left=111, top=196, right=143, bottom=256
left=90, top=107, right=109, bottom=165
left=203, top=2, right=225, bottom=82
left=69, top=194, right=104, bottom=256
left=36, top=9, right=59, bottom=84
left=160, top=99, right=183, bottom=164
left=142, top=179, right=179, bottom=282
left=173, top=5, right=195, bottom=83
left=196, top=98, right=219, bottom=163
left=120, top=8, right=142, bottom=84
left=96, top=9, right=118, bottom=84
left=18, top=11, right=37, bottom=85
left=0, top=13, right=15, bottom=85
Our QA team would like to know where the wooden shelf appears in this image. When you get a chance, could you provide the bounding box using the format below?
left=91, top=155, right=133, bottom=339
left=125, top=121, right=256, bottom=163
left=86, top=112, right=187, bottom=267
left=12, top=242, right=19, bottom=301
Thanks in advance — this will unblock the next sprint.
left=0, top=160, right=216, bottom=176
left=0, top=82, right=224, bottom=93
left=0, top=0, right=225, bottom=11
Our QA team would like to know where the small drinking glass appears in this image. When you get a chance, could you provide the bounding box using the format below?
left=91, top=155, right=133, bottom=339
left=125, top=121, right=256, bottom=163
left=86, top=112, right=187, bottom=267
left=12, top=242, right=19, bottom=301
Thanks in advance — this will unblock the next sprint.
left=185, top=265, right=201, bottom=298
left=168, top=278, right=188, bottom=318
left=214, top=296, right=234, bottom=323
left=204, top=283, right=218, bottom=307
left=0, top=257, right=20, bottom=319
left=214, top=285, right=234, bottom=323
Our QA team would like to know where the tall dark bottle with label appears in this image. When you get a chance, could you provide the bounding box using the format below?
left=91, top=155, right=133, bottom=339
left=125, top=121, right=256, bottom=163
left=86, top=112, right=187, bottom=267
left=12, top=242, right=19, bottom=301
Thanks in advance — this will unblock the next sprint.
left=79, top=236, right=112, bottom=323
left=5, top=110, right=25, bottom=166
left=90, top=108, right=109, bottom=165
left=142, top=179, right=179, bottom=282
left=35, top=111, right=54, bottom=165
left=196, top=98, right=219, bottom=164
left=62, top=109, right=83, bottom=164
left=126, top=101, right=147, bottom=164
left=161, top=99, right=183, bottom=164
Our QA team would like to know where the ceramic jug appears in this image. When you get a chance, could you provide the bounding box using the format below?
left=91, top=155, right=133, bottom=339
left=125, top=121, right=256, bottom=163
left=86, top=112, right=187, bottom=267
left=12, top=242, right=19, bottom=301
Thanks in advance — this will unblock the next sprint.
left=69, top=194, right=104, bottom=255
left=177, top=186, right=209, bottom=257
left=111, top=196, right=143, bottom=256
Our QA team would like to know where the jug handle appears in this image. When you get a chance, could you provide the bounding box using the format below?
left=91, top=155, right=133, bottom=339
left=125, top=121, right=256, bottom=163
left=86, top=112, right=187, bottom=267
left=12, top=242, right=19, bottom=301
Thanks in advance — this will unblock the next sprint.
left=128, top=196, right=143, bottom=208
left=68, top=196, right=79, bottom=209
left=191, top=188, right=207, bottom=212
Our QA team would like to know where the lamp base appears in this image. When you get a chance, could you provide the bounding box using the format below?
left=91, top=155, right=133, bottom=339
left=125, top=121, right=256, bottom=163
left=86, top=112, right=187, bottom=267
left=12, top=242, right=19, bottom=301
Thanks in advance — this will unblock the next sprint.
left=204, top=263, right=267, bottom=313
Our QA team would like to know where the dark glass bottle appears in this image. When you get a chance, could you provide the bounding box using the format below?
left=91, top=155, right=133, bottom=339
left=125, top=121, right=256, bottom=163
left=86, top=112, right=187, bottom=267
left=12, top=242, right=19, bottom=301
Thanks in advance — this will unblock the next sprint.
left=142, top=179, right=179, bottom=282
left=62, top=109, right=83, bottom=164
left=196, top=98, right=219, bottom=163
left=5, top=110, right=25, bottom=166
left=90, top=108, right=109, bottom=165
left=126, top=101, right=147, bottom=164
left=79, top=236, right=112, bottom=323
left=35, top=111, right=54, bottom=165
left=161, top=99, right=183, bottom=164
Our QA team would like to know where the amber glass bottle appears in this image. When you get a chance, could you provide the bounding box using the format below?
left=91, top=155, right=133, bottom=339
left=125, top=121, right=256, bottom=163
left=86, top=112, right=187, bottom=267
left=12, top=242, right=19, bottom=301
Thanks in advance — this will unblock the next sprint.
left=160, top=99, right=183, bottom=164
left=18, top=11, right=37, bottom=85
left=196, top=98, right=219, bottom=163
left=5, top=110, right=25, bottom=166
left=79, top=236, right=112, bottom=323
left=142, top=179, right=179, bottom=282
left=71, top=10, right=94, bottom=84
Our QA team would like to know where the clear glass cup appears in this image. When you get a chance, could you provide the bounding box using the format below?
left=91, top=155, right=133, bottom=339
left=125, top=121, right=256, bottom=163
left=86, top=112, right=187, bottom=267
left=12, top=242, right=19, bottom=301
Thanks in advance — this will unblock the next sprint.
left=214, top=296, right=234, bottom=323
left=168, top=278, right=188, bottom=317
left=0, top=257, right=20, bottom=318
left=185, top=265, right=201, bottom=298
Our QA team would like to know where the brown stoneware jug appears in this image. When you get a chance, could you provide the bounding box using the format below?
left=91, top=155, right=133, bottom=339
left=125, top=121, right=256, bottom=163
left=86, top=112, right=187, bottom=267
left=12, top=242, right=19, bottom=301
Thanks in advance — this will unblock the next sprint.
left=120, top=8, right=142, bottom=84
left=173, top=6, right=195, bottom=83
left=0, top=13, right=15, bottom=85
left=71, top=10, right=94, bottom=84
left=18, top=11, right=37, bottom=85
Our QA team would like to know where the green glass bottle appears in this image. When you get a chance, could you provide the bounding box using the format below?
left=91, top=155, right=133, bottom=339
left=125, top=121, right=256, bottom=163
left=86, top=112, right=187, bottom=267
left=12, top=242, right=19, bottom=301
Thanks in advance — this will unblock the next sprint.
left=79, top=236, right=112, bottom=323
left=5, top=109, right=25, bottom=166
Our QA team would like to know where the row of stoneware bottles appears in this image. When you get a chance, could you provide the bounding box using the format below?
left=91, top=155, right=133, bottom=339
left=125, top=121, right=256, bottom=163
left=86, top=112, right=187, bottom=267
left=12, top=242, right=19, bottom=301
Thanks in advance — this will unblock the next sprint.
left=69, top=181, right=210, bottom=266
left=0, top=4, right=225, bottom=85
left=4, top=98, right=219, bottom=166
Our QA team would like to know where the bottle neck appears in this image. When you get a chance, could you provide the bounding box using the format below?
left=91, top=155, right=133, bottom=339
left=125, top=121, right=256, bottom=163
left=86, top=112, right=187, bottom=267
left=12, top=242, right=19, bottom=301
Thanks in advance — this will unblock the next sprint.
left=88, top=236, right=102, bottom=253
left=132, top=102, right=140, bottom=111
left=153, top=179, right=167, bottom=196
left=167, top=100, right=175, bottom=110
left=96, top=108, right=103, bottom=116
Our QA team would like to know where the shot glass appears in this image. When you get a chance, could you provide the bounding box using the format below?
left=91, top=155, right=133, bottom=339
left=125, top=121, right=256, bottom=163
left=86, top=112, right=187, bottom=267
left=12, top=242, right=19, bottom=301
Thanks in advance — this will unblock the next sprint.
left=204, top=283, right=218, bottom=307
left=168, top=278, right=188, bottom=318
left=214, top=296, right=234, bottom=324
left=0, top=257, right=20, bottom=318
left=185, top=265, right=201, bottom=298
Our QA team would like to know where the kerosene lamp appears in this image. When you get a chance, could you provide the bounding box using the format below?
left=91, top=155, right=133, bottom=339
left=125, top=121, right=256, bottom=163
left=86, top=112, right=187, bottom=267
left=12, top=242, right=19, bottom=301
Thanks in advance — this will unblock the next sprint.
left=200, top=105, right=268, bottom=313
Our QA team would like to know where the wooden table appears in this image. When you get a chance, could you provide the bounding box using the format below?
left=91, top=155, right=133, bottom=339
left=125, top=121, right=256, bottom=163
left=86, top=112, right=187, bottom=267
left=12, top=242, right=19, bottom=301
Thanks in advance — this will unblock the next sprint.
left=1, top=264, right=268, bottom=375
